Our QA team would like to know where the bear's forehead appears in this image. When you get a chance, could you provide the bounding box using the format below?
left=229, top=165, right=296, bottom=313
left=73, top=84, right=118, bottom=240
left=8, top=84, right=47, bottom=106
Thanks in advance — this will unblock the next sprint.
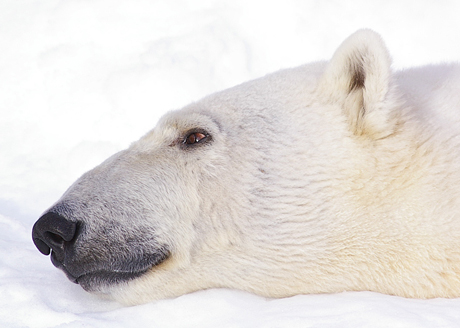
left=128, top=62, right=324, bottom=153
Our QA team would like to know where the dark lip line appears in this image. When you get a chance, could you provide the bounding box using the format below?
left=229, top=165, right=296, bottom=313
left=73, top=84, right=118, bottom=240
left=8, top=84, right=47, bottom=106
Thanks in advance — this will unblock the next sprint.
left=61, top=249, right=171, bottom=286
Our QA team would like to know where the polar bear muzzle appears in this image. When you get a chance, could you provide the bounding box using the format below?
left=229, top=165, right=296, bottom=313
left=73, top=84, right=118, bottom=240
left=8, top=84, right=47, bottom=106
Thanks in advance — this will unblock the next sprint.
left=32, top=209, right=170, bottom=291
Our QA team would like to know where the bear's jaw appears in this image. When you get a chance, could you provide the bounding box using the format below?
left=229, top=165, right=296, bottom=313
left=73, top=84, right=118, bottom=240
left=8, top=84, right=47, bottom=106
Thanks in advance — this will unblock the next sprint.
left=46, top=240, right=170, bottom=292
left=55, top=248, right=171, bottom=292
left=76, top=269, right=149, bottom=292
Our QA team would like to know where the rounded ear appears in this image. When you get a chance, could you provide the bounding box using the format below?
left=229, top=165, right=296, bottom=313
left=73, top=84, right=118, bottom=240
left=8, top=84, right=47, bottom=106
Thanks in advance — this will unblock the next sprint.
left=318, top=29, right=397, bottom=139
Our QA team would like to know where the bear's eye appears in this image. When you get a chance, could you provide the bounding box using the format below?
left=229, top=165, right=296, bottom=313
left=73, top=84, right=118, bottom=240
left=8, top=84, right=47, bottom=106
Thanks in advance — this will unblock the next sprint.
left=183, top=131, right=208, bottom=145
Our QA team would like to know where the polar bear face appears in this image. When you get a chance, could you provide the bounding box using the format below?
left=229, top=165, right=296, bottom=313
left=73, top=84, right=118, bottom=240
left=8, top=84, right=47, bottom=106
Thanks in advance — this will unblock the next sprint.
left=33, top=110, right=236, bottom=294
left=32, top=30, right=460, bottom=305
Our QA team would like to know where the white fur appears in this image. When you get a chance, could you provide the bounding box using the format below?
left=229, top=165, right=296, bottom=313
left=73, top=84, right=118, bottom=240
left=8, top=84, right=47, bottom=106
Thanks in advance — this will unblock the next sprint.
left=44, top=30, right=460, bottom=305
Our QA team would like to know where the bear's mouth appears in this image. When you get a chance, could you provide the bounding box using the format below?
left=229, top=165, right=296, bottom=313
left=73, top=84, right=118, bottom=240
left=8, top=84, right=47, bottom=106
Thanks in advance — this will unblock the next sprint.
left=51, top=248, right=170, bottom=291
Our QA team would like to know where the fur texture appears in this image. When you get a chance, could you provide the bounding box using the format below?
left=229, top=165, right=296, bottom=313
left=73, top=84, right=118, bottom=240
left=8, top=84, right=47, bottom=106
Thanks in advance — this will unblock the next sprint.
left=33, top=29, right=460, bottom=305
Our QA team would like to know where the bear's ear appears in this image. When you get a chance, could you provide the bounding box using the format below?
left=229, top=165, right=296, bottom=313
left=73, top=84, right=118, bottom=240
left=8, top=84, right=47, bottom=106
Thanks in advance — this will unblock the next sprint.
left=318, top=29, right=396, bottom=138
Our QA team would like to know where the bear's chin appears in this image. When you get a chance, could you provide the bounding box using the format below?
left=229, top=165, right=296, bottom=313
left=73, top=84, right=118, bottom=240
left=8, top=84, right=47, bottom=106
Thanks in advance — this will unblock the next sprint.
left=49, top=248, right=170, bottom=292
left=75, top=270, right=148, bottom=292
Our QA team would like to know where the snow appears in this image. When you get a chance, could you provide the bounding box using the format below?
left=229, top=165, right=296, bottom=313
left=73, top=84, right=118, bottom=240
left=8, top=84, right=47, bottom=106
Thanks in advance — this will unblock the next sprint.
left=1, top=0, right=460, bottom=327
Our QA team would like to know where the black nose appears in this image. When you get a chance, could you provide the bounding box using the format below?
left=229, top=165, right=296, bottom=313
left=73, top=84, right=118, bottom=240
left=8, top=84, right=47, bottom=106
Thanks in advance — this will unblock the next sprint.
left=32, top=212, right=78, bottom=259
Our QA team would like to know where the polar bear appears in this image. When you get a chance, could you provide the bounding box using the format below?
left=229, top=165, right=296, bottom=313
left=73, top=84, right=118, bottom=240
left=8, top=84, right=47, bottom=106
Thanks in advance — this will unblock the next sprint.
left=32, top=29, right=460, bottom=305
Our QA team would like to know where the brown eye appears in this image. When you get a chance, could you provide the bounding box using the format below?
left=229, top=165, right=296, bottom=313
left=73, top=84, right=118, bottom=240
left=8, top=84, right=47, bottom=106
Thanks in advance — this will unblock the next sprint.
left=184, top=132, right=208, bottom=145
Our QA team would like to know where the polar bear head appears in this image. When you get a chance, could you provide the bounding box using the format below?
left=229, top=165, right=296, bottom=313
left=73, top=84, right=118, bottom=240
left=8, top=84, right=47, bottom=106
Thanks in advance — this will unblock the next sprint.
left=34, top=30, right=457, bottom=305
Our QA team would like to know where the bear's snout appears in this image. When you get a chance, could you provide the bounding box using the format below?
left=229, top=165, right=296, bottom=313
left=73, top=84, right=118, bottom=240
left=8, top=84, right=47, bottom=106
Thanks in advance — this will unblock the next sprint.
left=32, top=212, right=79, bottom=264
left=32, top=202, right=172, bottom=292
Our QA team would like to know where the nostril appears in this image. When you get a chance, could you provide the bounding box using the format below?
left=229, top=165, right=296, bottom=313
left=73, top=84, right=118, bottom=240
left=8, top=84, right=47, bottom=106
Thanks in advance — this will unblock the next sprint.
left=32, top=212, right=78, bottom=258
left=33, top=237, right=51, bottom=255
left=45, top=231, right=66, bottom=248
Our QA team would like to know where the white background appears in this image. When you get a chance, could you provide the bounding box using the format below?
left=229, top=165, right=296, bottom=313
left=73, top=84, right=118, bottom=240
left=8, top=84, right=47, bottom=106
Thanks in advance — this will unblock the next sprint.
left=1, top=1, right=460, bottom=327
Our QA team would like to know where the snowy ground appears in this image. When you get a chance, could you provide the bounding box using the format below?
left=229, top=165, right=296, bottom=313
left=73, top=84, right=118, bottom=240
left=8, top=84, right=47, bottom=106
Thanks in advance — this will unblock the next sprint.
left=2, top=0, right=460, bottom=327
